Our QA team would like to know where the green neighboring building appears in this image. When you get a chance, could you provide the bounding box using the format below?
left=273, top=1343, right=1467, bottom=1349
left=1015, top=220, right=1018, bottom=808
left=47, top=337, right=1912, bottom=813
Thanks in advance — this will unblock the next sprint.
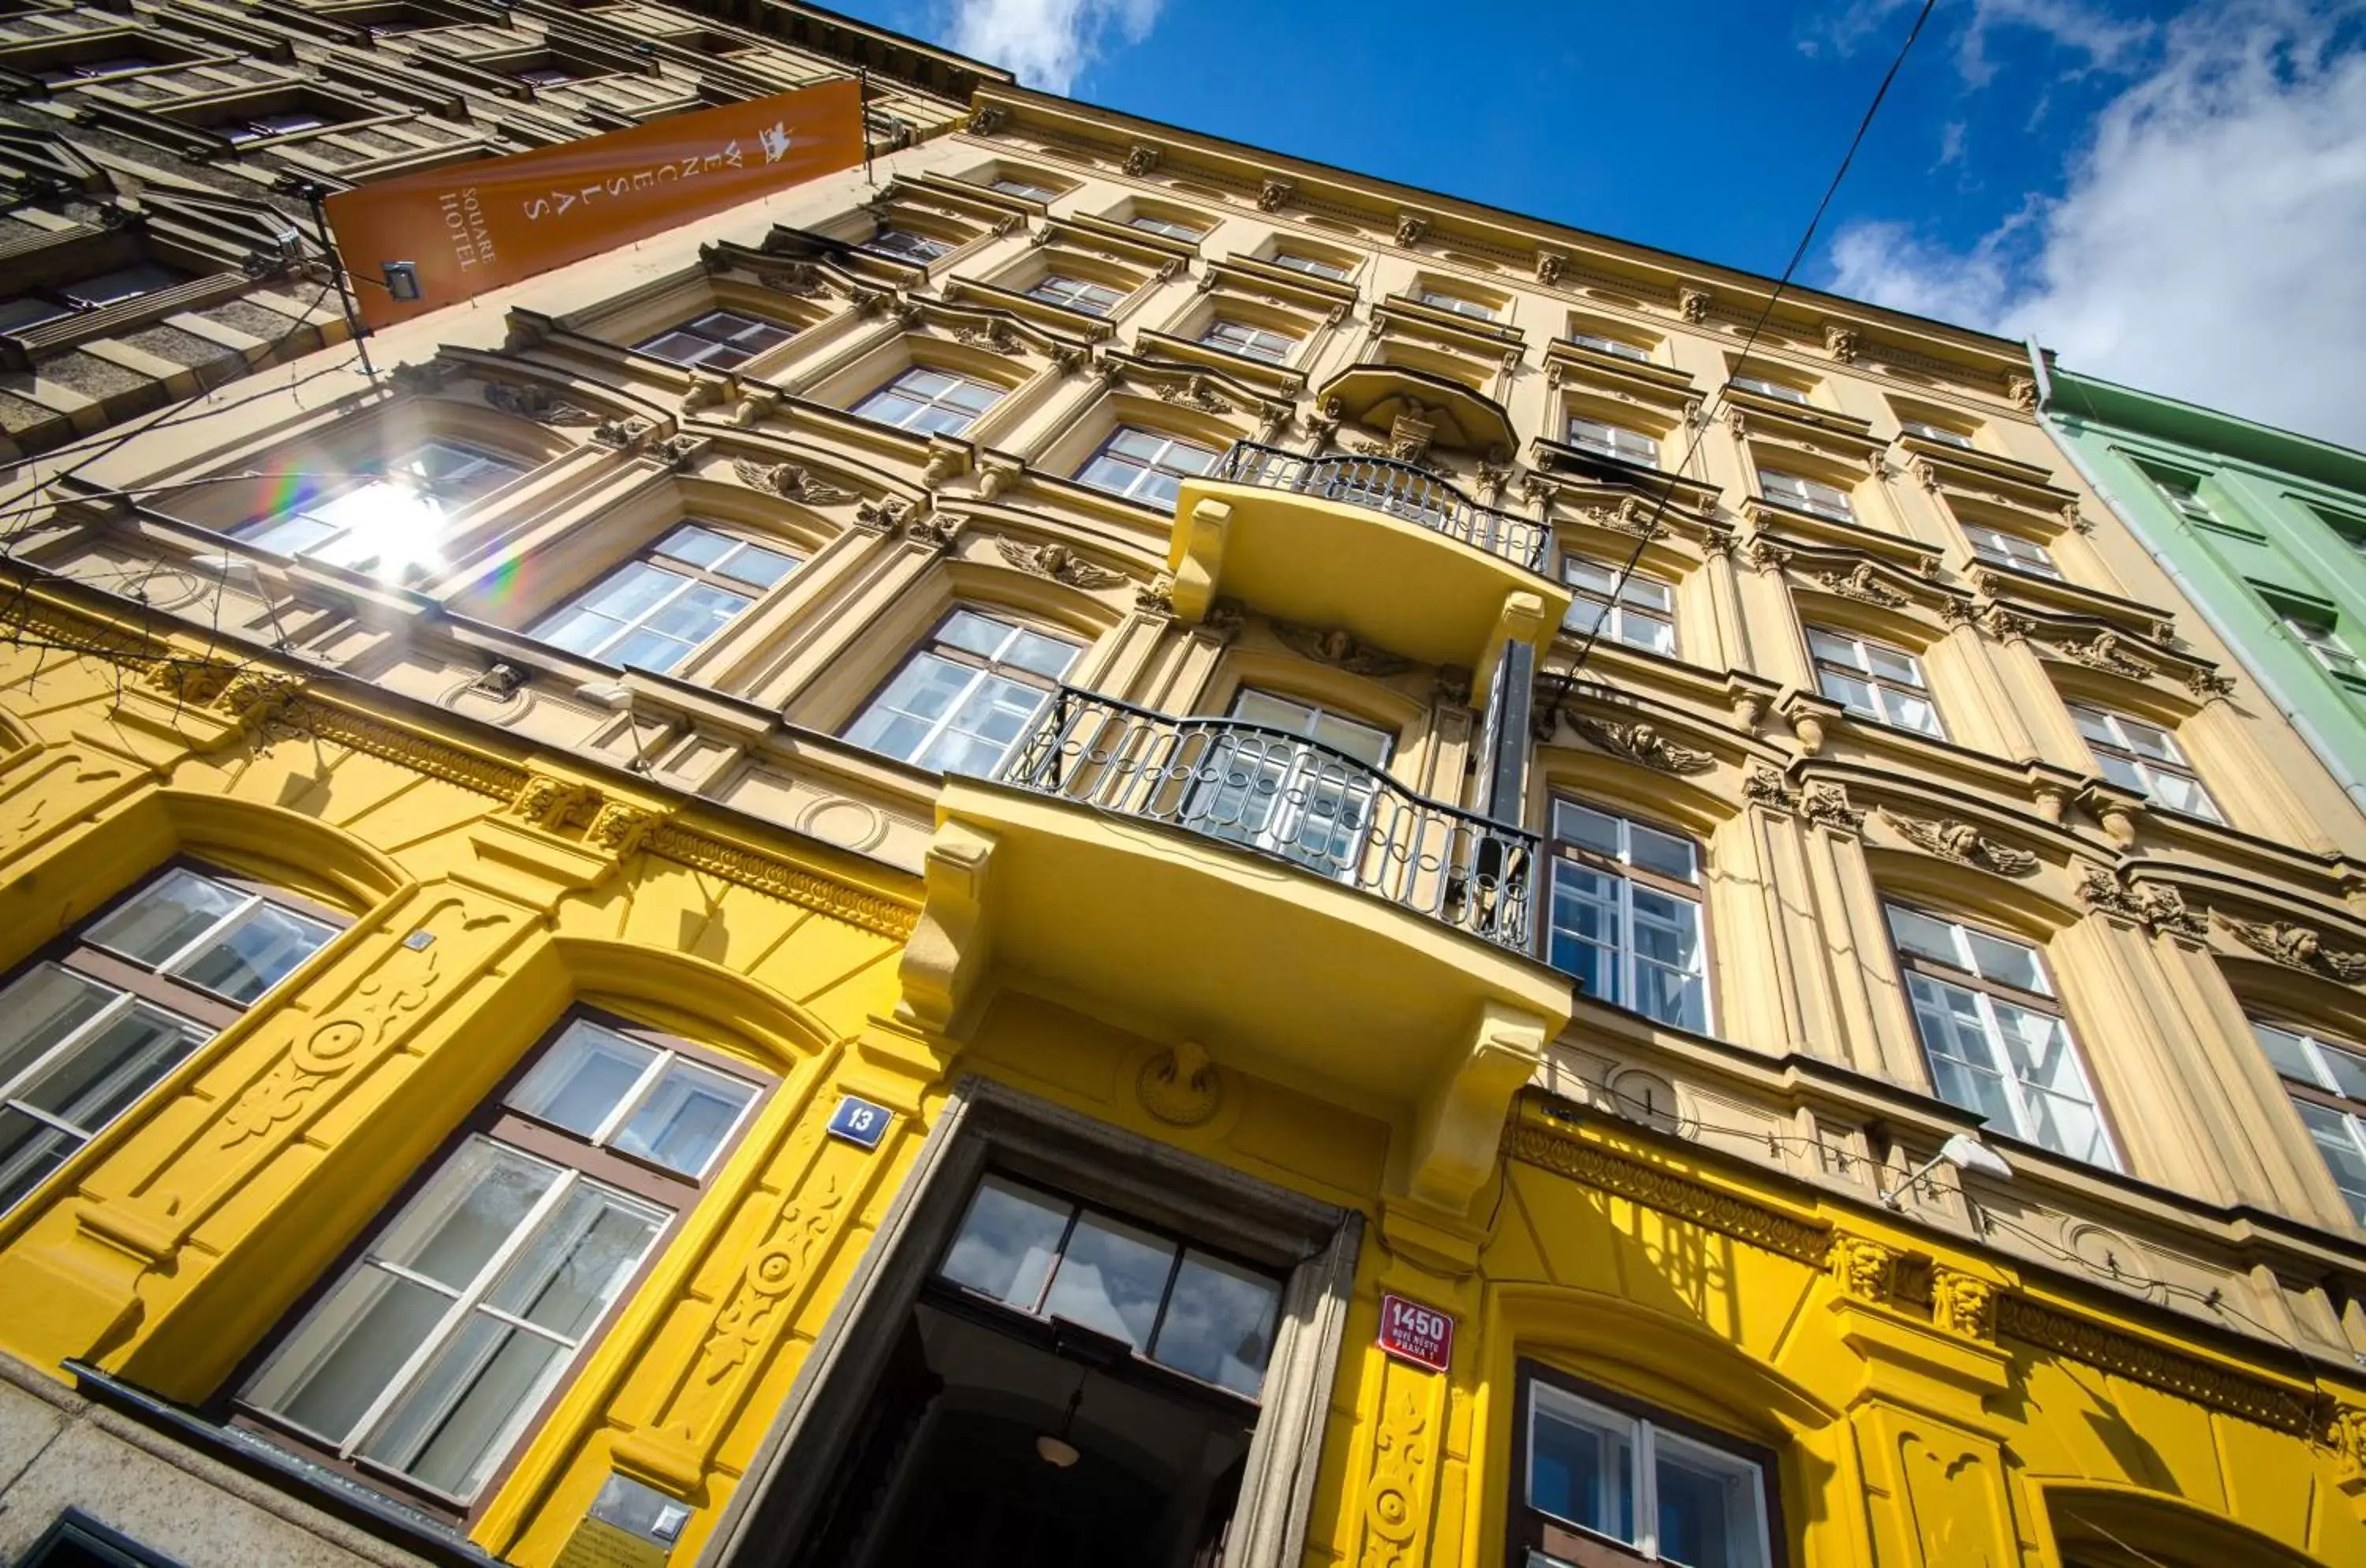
left=2032, top=354, right=2366, bottom=812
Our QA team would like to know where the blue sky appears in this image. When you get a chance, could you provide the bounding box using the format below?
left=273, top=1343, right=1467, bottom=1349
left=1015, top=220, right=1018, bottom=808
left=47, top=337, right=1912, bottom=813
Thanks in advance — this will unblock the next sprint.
left=839, top=0, right=2366, bottom=446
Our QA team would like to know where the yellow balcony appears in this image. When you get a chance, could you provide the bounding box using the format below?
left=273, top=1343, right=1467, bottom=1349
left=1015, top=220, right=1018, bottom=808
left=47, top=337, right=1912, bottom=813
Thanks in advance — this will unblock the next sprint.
left=1168, top=443, right=1571, bottom=701
left=898, top=689, right=1574, bottom=1213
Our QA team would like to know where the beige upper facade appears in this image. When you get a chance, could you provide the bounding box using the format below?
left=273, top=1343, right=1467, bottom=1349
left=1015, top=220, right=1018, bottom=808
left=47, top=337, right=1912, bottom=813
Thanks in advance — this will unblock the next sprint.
left=11, top=69, right=2366, bottom=1414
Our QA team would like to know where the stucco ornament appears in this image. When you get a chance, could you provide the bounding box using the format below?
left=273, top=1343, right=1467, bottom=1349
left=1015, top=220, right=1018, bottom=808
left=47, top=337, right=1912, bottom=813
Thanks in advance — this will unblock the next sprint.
left=733, top=459, right=855, bottom=506
left=2219, top=913, right=2366, bottom=984
left=1826, top=1231, right=1899, bottom=1303
left=1814, top=562, right=1908, bottom=607
left=1879, top=808, right=2039, bottom=876
left=1931, top=1269, right=1997, bottom=1339
left=1137, top=1040, right=1222, bottom=1126
left=1800, top=782, right=1864, bottom=832
left=483, top=379, right=593, bottom=425
left=995, top=537, right=1126, bottom=590
left=1571, top=716, right=1715, bottom=775
left=1271, top=621, right=1410, bottom=677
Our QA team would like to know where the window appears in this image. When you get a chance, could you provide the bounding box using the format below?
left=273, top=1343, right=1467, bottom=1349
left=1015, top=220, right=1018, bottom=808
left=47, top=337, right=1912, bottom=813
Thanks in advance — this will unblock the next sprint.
left=1416, top=288, right=1496, bottom=321
left=1545, top=800, right=1707, bottom=1032
left=225, top=108, right=333, bottom=143
left=2253, top=1020, right=2366, bottom=1224
left=1520, top=1368, right=1774, bottom=1568
left=0, top=263, right=192, bottom=334
left=531, top=523, right=798, bottom=674
left=851, top=366, right=1001, bottom=436
left=513, top=64, right=588, bottom=86
left=1562, top=559, right=1674, bottom=655
left=1565, top=416, right=1660, bottom=468
left=1271, top=251, right=1349, bottom=280
left=2284, top=614, right=2365, bottom=680
left=1808, top=629, right=1942, bottom=738
left=1899, top=419, right=1973, bottom=448
left=1077, top=427, right=1220, bottom=506
left=235, top=439, right=525, bottom=577
left=1570, top=331, right=1651, bottom=363
left=38, top=54, right=162, bottom=83
left=1026, top=274, right=1125, bottom=316
left=633, top=309, right=794, bottom=371
left=2145, top=468, right=2216, bottom=524
left=0, top=867, right=338, bottom=1215
left=1192, top=689, right=1394, bottom=880
left=1961, top=524, right=2059, bottom=579
left=990, top=176, right=1058, bottom=201
left=1730, top=375, right=1808, bottom=405
left=2068, top=704, right=2221, bottom=822
left=241, top=1014, right=761, bottom=1504
left=845, top=610, right=1080, bottom=775
left=864, top=228, right=951, bottom=263
left=1885, top=903, right=2114, bottom=1167
left=1128, top=213, right=1205, bottom=241
left=1756, top=469, right=1853, bottom=522
left=938, top=1172, right=1282, bottom=1397
left=1200, top=317, right=1297, bottom=364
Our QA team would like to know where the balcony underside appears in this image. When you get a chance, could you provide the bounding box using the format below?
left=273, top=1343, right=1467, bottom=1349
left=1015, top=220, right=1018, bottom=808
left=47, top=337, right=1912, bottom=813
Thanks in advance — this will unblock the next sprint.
left=1168, top=477, right=1569, bottom=697
left=901, top=778, right=1574, bottom=1212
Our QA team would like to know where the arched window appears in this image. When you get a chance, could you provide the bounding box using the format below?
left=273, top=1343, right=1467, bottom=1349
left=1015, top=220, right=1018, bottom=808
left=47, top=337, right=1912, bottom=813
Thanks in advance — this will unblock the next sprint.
left=238, top=1011, right=767, bottom=1511
left=0, top=865, right=341, bottom=1214
left=234, top=438, right=527, bottom=578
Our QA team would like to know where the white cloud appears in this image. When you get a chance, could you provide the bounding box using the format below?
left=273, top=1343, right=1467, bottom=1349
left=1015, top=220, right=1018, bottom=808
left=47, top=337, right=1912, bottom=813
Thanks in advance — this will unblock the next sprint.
left=1825, top=2, right=2366, bottom=446
left=1953, top=0, right=2155, bottom=86
left=943, top=0, right=1162, bottom=94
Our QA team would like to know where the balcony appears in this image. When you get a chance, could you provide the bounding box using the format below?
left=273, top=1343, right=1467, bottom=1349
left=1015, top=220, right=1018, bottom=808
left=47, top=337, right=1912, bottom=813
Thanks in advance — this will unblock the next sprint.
left=899, top=687, right=1575, bottom=1215
left=1169, top=443, right=1569, bottom=702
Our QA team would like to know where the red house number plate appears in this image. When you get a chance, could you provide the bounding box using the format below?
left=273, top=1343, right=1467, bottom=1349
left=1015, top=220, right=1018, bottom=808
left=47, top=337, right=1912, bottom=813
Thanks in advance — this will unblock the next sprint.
left=1379, top=1293, right=1454, bottom=1372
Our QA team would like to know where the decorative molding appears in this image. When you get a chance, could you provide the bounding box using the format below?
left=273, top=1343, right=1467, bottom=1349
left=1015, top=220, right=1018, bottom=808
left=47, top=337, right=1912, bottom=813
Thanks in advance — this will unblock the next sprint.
left=2218, top=913, right=2366, bottom=984
left=1570, top=716, right=1715, bottom=775
left=1992, top=1294, right=2323, bottom=1437
left=952, top=317, right=1024, bottom=356
left=1823, top=323, right=1860, bottom=364
left=292, top=700, right=528, bottom=799
left=967, top=105, right=1006, bottom=135
left=1827, top=1231, right=1901, bottom=1302
left=1812, top=562, right=1908, bottom=607
left=1271, top=620, right=1411, bottom=677
left=1535, top=247, right=1567, bottom=286
left=592, top=416, right=655, bottom=452
left=1510, top=1119, right=1829, bottom=1264
left=994, top=537, right=1128, bottom=590
left=1123, top=142, right=1160, bottom=176
left=1799, top=782, right=1864, bottom=834
left=1256, top=177, right=1293, bottom=212
left=483, top=380, right=594, bottom=425
left=645, top=823, right=916, bottom=937
left=1584, top=497, right=1665, bottom=540
left=1155, top=373, right=1231, bottom=414
left=2051, top=629, right=2150, bottom=679
left=1677, top=286, right=1711, bottom=324
left=2007, top=375, right=2039, bottom=412
left=2187, top=667, right=2238, bottom=702
left=1931, top=1269, right=1997, bottom=1340
left=1394, top=211, right=1429, bottom=248
left=1744, top=763, right=1793, bottom=809
left=756, top=260, right=828, bottom=298
left=1134, top=571, right=1176, bottom=618
left=1878, top=808, right=2039, bottom=876
left=1137, top=1040, right=1222, bottom=1126
left=733, top=458, right=856, bottom=506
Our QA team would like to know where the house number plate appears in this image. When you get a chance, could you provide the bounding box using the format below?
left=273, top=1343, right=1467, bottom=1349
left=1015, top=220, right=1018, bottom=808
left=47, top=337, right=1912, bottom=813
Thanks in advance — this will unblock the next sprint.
left=1378, top=1293, right=1454, bottom=1372
left=827, top=1095, right=892, bottom=1150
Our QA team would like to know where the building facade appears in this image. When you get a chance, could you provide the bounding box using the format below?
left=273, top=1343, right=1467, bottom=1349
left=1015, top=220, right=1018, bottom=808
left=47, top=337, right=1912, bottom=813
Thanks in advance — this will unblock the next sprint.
left=2036, top=361, right=2366, bottom=815
left=5, top=33, right=2366, bottom=1568
left=0, top=0, right=993, bottom=459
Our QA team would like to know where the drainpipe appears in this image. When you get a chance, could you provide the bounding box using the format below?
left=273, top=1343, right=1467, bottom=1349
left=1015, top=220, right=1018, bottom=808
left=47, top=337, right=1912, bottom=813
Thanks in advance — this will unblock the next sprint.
left=2025, top=338, right=2366, bottom=815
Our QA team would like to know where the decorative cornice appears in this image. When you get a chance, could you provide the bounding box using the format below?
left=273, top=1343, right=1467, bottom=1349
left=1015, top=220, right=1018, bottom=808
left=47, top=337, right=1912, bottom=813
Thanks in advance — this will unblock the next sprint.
left=1569, top=715, right=1715, bottom=775
left=2218, top=913, right=2366, bottom=984
left=1878, top=808, right=2039, bottom=876
left=645, top=824, right=915, bottom=938
left=1509, top=1119, right=1829, bottom=1264
left=293, top=699, right=528, bottom=799
left=1992, top=1294, right=2325, bottom=1437
left=2050, top=629, right=2151, bottom=680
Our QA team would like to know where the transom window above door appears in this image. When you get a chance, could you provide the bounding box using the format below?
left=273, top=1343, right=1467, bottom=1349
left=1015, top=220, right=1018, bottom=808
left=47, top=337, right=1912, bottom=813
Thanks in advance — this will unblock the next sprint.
left=235, top=439, right=526, bottom=578
left=1026, top=274, right=1125, bottom=316
left=1520, top=1367, right=1776, bottom=1568
left=633, top=309, right=794, bottom=370
left=1077, top=427, right=1219, bottom=506
left=853, top=367, right=1002, bottom=436
left=1, top=865, right=338, bottom=1215
left=1808, top=629, right=1942, bottom=738
left=1885, top=902, right=2116, bottom=1168
left=1565, top=416, right=1660, bottom=468
left=845, top=610, right=1080, bottom=776
left=1200, top=317, right=1297, bottom=364
left=530, top=523, right=798, bottom=674
left=937, top=1172, right=1282, bottom=1398
left=2067, top=704, right=2221, bottom=822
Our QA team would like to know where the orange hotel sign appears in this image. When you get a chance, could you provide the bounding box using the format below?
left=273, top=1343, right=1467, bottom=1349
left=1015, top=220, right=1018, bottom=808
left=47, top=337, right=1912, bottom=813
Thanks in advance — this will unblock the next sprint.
left=324, top=77, right=864, bottom=331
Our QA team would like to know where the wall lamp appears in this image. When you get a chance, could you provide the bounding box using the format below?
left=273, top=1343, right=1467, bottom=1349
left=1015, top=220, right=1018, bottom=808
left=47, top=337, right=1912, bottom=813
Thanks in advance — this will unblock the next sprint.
left=1878, top=1132, right=2013, bottom=1211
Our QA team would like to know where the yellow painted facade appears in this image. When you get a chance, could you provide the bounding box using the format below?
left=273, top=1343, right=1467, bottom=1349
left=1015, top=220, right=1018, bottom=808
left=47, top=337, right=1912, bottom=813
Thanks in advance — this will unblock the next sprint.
left=4, top=24, right=2366, bottom=1568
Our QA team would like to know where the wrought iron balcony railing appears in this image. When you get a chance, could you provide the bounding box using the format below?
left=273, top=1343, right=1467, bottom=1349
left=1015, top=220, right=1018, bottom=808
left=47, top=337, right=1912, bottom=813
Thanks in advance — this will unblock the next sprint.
left=1001, top=686, right=1539, bottom=954
left=1210, top=442, right=1552, bottom=576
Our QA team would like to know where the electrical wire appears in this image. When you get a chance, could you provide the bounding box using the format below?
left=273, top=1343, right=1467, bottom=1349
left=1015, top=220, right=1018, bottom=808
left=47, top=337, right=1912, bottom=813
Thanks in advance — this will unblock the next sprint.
left=1535, top=0, right=1942, bottom=735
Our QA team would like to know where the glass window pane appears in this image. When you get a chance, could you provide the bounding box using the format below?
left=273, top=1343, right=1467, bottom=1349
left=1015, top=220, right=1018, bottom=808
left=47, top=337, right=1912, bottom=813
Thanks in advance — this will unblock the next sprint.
left=0, top=964, right=122, bottom=1088
left=2297, top=1102, right=2366, bottom=1223
left=1656, top=1433, right=1765, bottom=1568
left=509, top=1021, right=659, bottom=1139
left=7, top=1002, right=202, bottom=1137
left=1808, top=630, right=1864, bottom=669
left=483, top=1181, right=662, bottom=1336
left=1004, top=628, right=1080, bottom=678
left=1965, top=929, right=2046, bottom=994
left=360, top=1310, right=568, bottom=1497
left=939, top=610, right=1013, bottom=659
left=86, top=868, right=243, bottom=967
left=248, top=1263, right=456, bottom=1444
left=1552, top=801, right=1621, bottom=858
left=1040, top=1210, right=1177, bottom=1353
left=2321, top=1041, right=2366, bottom=1101
left=1629, top=823, right=1696, bottom=883
left=713, top=543, right=799, bottom=590
left=610, top=1059, right=756, bottom=1178
left=654, top=525, right=732, bottom=568
left=2254, top=1021, right=2325, bottom=1085
left=0, top=1108, right=82, bottom=1215
left=1529, top=1391, right=1636, bottom=1544
left=940, top=1174, right=1073, bottom=1309
left=174, top=902, right=336, bottom=1003
left=378, top=1138, right=562, bottom=1290
left=1149, top=1249, right=1281, bottom=1396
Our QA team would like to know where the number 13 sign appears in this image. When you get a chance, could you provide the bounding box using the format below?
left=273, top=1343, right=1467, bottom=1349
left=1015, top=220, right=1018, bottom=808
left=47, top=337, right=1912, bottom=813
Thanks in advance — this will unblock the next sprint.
left=1378, top=1293, right=1454, bottom=1373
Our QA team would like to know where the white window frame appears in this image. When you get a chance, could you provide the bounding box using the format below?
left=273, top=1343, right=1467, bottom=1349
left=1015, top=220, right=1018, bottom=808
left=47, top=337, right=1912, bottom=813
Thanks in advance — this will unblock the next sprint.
left=2067, top=704, right=2222, bottom=822
left=851, top=366, right=1002, bottom=435
left=1524, top=1379, right=1773, bottom=1568
left=1270, top=251, right=1351, bottom=280
left=1569, top=330, right=1651, bottom=363
left=233, top=439, right=524, bottom=577
left=1562, top=556, right=1674, bottom=655
left=1564, top=416, right=1660, bottom=468
left=865, top=227, right=952, bottom=263
left=1756, top=467, right=1853, bottom=522
left=1808, top=629, right=1944, bottom=738
left=2284, top=614, right=2365, bottom=679
left=1730, top=375, right=1808, bottom=405
left=1961, top=523, right=2060, bottom=580
left=845, top=611, right=1081, bottom=775
left=1543, top=800, right=1711, bottom=1035
left=633, top=309, right=794, bottom=370
left=2255, top=1020, right=2366, bottom=1224
left=1899, top=419, right=1974, bottom=448
left=1416, top=288, right=1497, bottom=322
left=1127, top=213, right=1206, bottom=241
left=1075, top=426, right=1221, bottom=505
left=1026, top=274, right=1125, bottom=316
left=528, top=524, right=798, bottom=673
left=1200, top=317, right=1298, bottom=364
left=989, top=176, right=1059, bottom=201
